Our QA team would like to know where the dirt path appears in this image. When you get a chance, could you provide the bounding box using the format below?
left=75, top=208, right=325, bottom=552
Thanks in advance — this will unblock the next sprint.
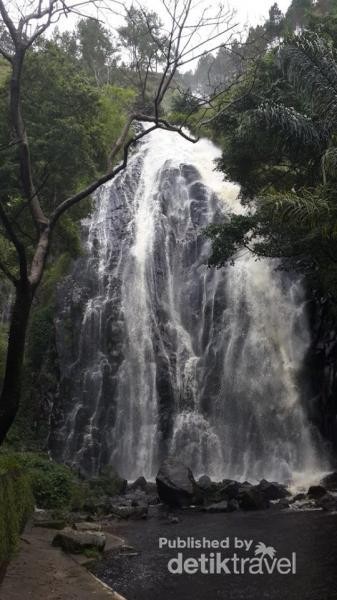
left=0, top=527, right=126, bottom=600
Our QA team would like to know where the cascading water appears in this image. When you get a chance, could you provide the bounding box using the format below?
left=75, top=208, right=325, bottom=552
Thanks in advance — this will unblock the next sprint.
left=50, top=127, right=325, bottom=482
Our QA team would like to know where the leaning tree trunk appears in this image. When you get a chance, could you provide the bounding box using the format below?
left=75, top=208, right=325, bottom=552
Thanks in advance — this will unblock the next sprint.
left=0, top=279, right=33, bottom=444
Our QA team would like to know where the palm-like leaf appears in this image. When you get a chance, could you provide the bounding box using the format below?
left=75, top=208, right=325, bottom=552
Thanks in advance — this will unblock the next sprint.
left=244, top=102, right=325, bottom=149
left=322, top=146, right=337, bottom=182
left=261, top=189, right=331, bottom=229
left=280, top=32, right=337, bottom=126
left=238, top=33, right=337, bottom=154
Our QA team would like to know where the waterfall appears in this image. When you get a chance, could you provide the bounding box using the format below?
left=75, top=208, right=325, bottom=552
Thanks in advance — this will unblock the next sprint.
left=50, top=127, right=325, bottom=483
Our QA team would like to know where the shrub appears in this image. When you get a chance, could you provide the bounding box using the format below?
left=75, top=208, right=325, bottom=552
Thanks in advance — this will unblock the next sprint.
left=15, top=453, right=80, bottom=510
left=0, top=455, right=34, bottom=563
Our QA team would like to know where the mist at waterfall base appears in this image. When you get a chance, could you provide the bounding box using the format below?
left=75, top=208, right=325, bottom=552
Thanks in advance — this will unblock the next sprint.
left=50, top=127, right=327, bottom=486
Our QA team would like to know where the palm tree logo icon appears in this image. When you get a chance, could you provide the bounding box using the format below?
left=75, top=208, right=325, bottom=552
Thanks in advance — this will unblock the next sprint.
left=255, top=542, right=277, bottom=560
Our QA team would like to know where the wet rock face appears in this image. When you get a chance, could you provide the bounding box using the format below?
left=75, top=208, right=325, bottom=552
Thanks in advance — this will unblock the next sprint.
left=305, top=295, right=337, bottom=455
left=49, top=152, right=226, bottom=478
left=48, top=160, right=142, bottom=474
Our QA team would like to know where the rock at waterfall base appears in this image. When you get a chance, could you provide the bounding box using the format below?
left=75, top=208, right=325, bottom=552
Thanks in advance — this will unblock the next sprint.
left=256, top=479, right=289, bottom=501
left=316, top=493, right=337, bottom=511
left=308, top=485, right=327, bottom=499
left=109, top=504, right=148, bottom=519
left=198, top=475, right=213, bottom=491
left=129, top=476, right=148, bottom=492
left=156, top=459, right=197, bottom=507
left=321, top=472, right=337, bottom=491
left=238, top=488, right=270, bottom=510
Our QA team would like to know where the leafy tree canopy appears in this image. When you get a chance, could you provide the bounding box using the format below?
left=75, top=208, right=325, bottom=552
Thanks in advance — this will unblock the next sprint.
left=193, top=0, right=337, bottom=303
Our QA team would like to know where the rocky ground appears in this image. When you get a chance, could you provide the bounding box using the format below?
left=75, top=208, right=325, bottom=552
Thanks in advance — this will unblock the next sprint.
left=2, top=460, right=337, bottom=599
left=0, top=527, right=126, bottom=600
left=92, top=509, right=337, bottom=600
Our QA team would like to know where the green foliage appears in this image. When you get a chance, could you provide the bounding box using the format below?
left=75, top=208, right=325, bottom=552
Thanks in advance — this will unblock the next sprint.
left=118, top=6, right=166, bottom=72
left=0, top=58, right=9, bottom=86
left=20, top=42, right=107, bottom=205
left=7, top=452, right=80, bottom=510
left=201, top=0, right=337, bottom=308
left=83, top=547, right=100, bottom=560
left=0, top=40, right=112, bottom=287
left=55, top=18, right=119, bottom=86
left=0, top=455, right=34, bottom=562
left=99, top=85, right=136, bottom=157
left=26, top=306, right=54, bottom=372
left=89, top=465, right=126, bottom=497
left=207, top=215, right=257, bottom=267
left=77, top=19, right=118, bottom=85
left=171, top=90, right=201, bottom=115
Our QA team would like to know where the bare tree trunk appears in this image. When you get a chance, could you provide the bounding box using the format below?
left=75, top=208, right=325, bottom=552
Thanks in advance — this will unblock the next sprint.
left=0, top=280, right=33, bottom=444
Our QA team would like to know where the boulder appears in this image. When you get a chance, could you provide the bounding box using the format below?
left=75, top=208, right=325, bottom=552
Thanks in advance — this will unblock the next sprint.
left=52, top=528, right=106, bottom=554
left=320, top=472, right=337, bottom=491
left=228, top=498, right=240, bottom=512
left=146, top=482, right=158, bottom=496
left=129, top=476, right=148, bottom=492
left=316, top=493, right=337, bottom=512
left=238, top=488, right=270, bottom=510
left=272, top=497, right=290, bottom=510
left=256, top=479, right=289, bottom=501
left=219, top=480, right=241, bottom=500
left=109, top=504, right=148, bottom=519
left=308, top=485, right=327, bottom=499
left=198, top=475, right=213, bottom=491
left=73, top=522, right=102, bottom=532
left=203, top=500, right=229, bottom=513
left=127, top=489, right=147, bottom=506
left=33, top=509, right=67, bottom=530
left=156, top=459, right=196, bottom=507
left=291, top=493, right=306, bottom=503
